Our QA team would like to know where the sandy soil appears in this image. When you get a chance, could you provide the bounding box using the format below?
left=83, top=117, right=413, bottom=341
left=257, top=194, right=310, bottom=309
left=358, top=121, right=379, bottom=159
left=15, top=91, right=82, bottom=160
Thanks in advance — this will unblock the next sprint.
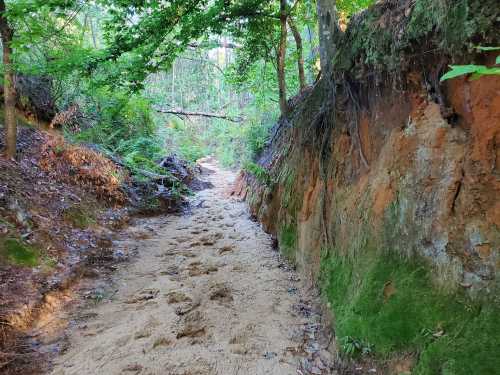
left=48, top=159, right=335, bottom=375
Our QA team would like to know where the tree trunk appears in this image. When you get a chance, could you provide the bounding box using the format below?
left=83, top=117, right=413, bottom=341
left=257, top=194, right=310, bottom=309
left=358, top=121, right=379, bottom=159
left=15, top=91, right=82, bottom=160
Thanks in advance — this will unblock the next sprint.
left=288, top=17, right=306, bottom=91
left=316, top=0, right=340, bottom=74
left=171, top=61, right=175, bottom=105
left=90, top=17, right=98, bottom=48
left=0, top=0, right=16, bottom=158
left=277, top=0, right=288, bottom=116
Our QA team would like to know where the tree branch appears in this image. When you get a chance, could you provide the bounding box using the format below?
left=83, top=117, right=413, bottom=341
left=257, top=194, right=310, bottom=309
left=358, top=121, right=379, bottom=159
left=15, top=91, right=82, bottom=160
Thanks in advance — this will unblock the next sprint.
left=187, top=40, right=241, bottom=49
left=155, top=107, right=244, bottom=122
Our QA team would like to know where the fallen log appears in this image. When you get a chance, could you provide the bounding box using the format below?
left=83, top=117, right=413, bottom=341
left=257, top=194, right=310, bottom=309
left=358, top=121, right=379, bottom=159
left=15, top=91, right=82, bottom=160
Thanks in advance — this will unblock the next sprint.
left=155, top=107, right=244, bottom=123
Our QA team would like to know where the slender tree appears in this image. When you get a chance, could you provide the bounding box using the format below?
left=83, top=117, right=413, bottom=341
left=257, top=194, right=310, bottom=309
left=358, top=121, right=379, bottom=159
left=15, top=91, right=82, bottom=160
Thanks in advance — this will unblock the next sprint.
left=0, top=0, right=16, bottom=158
left=288, top=17, right=306, bottom=91
left=277, top=0, right=288, bottom=115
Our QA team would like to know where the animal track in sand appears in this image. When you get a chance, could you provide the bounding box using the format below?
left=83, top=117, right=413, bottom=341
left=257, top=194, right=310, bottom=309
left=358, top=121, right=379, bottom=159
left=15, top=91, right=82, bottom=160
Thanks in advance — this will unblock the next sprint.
left=199, top=232, right=224, bottom=246
left=122, top=363, right=143, bottom=373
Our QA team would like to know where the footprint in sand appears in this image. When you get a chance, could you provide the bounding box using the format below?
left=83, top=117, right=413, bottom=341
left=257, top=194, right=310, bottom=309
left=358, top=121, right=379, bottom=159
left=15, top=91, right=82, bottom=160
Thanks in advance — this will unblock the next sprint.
left=187, top=262, right=219, bottom=276
left=159, top=265, right=180, bottom=276
left=199, top=232, right=224, bottom=246
left=151, top=336, right=172, bottom=350
left=218, top=245, right=234, bottom=255
left=208, top=282, right=233, bottom=304
left=229, top=323, right=257, bottom=355
left=122, top=363, right=143, bottom=373
left=174, top=299, right=201, bottom=316
left=166, top=291, right=192, bottom=304
left=124, top=289, right=159, bottom=304
left=176, top=310, right=206, bottom=340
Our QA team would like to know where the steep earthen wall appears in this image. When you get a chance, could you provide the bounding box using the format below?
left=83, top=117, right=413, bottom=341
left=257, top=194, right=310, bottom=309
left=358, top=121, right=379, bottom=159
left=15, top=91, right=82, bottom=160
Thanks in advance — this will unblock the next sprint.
left=233, top=0, right=500, bottom=371
left=236, top=0, right=500, bottom=294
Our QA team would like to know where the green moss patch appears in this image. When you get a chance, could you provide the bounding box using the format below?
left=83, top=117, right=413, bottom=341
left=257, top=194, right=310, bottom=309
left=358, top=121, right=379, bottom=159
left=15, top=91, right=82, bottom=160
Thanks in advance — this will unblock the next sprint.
left=0, top=238, right=39, bottom=267
left=279, top=224, right=297, bottom=263
left=320, top=249, right=500, bottom=374
left=62, top=205, right=96, bottom=229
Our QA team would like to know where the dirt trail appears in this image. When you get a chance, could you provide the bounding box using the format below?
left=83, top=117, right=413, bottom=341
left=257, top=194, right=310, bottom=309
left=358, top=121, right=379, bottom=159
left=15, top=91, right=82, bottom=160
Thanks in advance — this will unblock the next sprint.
left=49, top=159, right=335, bottom=375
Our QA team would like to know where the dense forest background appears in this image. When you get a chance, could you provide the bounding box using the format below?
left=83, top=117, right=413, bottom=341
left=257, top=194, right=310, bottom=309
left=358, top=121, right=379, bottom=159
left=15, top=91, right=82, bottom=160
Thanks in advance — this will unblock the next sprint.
left=0, top=0, right=357, bottom=172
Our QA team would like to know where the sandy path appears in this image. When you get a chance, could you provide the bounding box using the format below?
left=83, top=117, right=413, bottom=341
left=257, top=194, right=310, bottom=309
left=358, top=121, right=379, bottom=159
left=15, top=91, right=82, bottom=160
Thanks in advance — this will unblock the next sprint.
left=49, top=159, right=334, bottom=375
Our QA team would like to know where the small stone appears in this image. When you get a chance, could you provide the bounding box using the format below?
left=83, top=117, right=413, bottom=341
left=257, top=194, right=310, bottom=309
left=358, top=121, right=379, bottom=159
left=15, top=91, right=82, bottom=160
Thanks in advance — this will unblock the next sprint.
left=263, top=351, right=277, bottom=359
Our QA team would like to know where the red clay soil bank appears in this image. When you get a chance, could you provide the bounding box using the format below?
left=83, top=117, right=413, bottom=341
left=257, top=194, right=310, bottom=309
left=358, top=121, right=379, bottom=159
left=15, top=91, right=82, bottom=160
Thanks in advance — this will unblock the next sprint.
left=239, top=70, right=499, bottom=292
left=232, top=0, right=500, bottom=300
left=0, top=128, right=129, bottom=373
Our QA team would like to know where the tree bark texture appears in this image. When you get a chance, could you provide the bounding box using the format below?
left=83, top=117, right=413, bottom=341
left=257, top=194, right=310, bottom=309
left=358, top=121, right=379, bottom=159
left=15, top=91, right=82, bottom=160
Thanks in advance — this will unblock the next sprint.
left=288, top=18, right=306, bottom=90
left=0, top=0, right=16, bottom=158
left=277, top=0, right=288, bottom=116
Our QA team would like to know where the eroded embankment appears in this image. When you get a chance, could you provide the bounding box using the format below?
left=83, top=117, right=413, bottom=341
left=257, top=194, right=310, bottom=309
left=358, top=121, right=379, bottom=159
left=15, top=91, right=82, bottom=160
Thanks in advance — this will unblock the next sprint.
left=235, top=0, right=500, bottom=373
left=0, top=127, right=193, bottom=374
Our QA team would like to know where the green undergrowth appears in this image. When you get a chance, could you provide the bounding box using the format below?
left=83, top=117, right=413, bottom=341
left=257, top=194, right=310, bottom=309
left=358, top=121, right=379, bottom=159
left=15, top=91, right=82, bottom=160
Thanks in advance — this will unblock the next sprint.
left=279, top=224, right=297, bottom=263
left=66, top=87, right=168, bottom=180
left=319, top=249, right=500, bottom=374
left=0, top=238, right=39, bottom=266
left=335, top=0, right=499, bottom=74
left=243, top=161, right=272, bottom=186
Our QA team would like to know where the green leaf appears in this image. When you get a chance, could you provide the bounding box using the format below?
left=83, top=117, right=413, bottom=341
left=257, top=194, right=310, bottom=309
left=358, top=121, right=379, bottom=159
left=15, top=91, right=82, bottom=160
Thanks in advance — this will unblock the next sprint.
left=496, top=55, right=500, bottom=65
left=475, top=46, right=500, bottom=51
left=476, top=67, right=500, bottom=75
left=466, top=67, right=500, bottom=81
left=440, top=65, right=486, bottom=82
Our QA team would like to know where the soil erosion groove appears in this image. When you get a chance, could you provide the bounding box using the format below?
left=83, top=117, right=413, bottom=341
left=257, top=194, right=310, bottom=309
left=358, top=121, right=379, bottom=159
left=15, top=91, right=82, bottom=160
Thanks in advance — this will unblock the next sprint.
left=50, top=158, right=333, bottom=375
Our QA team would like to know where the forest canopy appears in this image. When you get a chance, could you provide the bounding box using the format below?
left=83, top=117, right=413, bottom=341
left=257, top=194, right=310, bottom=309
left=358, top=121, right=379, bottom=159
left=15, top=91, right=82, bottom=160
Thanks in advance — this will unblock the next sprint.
left=0, top=0, right=341, bottom=168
